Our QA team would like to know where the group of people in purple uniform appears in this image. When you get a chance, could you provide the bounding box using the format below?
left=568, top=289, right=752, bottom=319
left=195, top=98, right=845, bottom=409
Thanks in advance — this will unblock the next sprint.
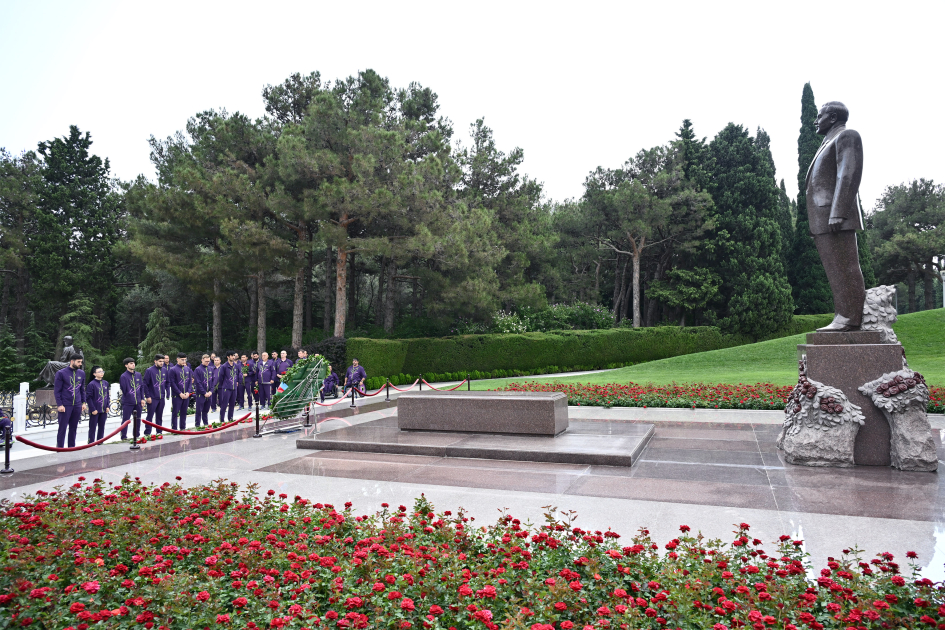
left=51, top=347, right=363, bottom=449
left=52, top=349, right=300, bottom=448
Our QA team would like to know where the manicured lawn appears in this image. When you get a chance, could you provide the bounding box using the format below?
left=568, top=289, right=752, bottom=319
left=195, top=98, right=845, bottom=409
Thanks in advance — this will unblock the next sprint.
left=471, top=309, right=945, bottom=388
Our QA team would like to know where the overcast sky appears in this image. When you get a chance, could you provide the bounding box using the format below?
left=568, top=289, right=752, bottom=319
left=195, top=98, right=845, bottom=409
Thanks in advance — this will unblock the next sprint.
left=2, top=0, right=942, bottom=212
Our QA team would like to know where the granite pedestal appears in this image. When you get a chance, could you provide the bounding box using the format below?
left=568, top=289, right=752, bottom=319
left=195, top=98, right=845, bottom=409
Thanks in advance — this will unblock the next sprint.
left=397, top=391, right=568, bottom=436
left=800, top=331, right=903, bottom=466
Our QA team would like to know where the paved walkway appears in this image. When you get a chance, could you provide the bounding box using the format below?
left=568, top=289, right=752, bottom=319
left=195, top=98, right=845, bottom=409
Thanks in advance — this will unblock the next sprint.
left=3, top=398, right=943, bottom=581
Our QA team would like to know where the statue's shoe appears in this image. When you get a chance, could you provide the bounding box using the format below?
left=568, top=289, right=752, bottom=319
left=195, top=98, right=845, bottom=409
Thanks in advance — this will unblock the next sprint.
left=816, top=316, right=861, bottom=332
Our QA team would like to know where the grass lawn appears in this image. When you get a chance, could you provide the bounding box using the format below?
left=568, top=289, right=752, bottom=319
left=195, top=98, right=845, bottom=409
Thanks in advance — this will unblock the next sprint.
left=470, top=309, right=945, bottom=389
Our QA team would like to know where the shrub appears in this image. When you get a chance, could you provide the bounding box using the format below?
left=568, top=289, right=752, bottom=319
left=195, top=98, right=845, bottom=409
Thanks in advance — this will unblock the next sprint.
left=1, top=478, right=938, bottom=629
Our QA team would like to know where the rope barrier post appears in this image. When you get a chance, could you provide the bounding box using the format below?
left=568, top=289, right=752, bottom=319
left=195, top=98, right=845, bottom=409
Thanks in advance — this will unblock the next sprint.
left=1, top=426, right=13, bottom=475
left=303, top=398, right=311, bottom=428
left=130, top=406, right=141, bottom=451
left=467, top=372, right=470, bottom=391
left=385, top=377, right=390, bottom=402
left=419, top=374, right=423, bottom=391
left=349, top=385, right=356, bottom=408
left=253, top=400, right=262, bottom=439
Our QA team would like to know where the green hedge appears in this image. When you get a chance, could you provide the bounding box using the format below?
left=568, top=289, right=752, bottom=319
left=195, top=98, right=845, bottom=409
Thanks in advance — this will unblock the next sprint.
left=348, top=314, right=833, bottom=381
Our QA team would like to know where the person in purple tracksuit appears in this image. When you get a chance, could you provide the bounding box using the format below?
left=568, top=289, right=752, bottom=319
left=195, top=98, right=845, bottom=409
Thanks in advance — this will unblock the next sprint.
left=53, top=354, right=87, bottom=448
left=142, top=355, right=166, bottom=436
left=169, top=353, right=193, bottom=430
left=193, top=354, right=214, bottom=427
left=85, top=366, right=110, bottom=444
left=119, top=358, right=145, bottom=440
left=217, top=351, right=241, bottom=422
left=319, top=366, right=339, bottom=403
left=275, top=350, right=293, bottom=384
left=344, top=358, right=367, bottom=400
left=255, top=352, right=272, bottom=408
left=210, top=356, right=221, bottom=411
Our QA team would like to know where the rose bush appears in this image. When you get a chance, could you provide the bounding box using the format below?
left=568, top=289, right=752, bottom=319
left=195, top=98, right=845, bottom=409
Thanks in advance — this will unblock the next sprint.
left=1, top=477, right=942, bottom=629
left=497, top=382, right=945, bottom=414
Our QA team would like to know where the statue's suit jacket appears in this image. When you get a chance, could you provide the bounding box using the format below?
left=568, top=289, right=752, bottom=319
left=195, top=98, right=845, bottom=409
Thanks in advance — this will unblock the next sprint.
left=805, top=124, right=864, bottom=235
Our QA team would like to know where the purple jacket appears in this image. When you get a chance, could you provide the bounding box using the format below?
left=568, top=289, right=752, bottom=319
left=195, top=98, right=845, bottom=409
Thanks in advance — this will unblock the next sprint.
left=54, top=366, right=86, bottom=406
left=345, top=365, right=366, bottom=386
left=260, top=359, right=276, bottom=383
left=194, top=364, right=214, bottom=396
left=321, top=372, right=339, bottom=391
left=218, top=361, right=241, bottom=391
left=243, top=360, right=256, bottom=385
left=119, top=370, right=144, bottom=406
left=86, top=379, right=110, bottom=415
left=143, top=364, right=165, bottom=399
left=169, top=364, right=193, bottom=396
left=275, top=358, right=293, bottom=376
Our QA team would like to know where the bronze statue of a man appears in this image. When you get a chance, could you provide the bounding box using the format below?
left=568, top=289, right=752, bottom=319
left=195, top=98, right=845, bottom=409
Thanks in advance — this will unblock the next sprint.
left=806, top=101, right=867, bottom=332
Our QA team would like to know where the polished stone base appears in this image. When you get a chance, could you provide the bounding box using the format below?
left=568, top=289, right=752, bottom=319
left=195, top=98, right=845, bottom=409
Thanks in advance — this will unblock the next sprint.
left=296, top=417, right=654, bottom=466
left=397, top=391, right=568, bottom=436
left=800, top=338, right=904, bottom=466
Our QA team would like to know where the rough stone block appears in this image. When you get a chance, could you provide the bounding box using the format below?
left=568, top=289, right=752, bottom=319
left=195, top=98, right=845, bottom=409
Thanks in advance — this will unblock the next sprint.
left=397, top=391, right=568, bottom=436
left=806, top=331, right=884, bottom=345
left=799, top=342, right=904, bottom=466
left=859, top=370, right=936, bottom=472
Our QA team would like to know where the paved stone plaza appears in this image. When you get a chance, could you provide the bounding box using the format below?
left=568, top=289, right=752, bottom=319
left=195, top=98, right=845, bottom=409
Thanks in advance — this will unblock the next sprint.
left=2, top=398, right=944, bottom=580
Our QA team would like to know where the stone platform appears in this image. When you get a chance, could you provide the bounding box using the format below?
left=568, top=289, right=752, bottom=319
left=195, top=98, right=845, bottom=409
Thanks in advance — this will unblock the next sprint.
left=296, top=416, right=654, bottom=466
left=799, top=330, right=904, bottom=466
left=397, top=390, right=568, bottom=436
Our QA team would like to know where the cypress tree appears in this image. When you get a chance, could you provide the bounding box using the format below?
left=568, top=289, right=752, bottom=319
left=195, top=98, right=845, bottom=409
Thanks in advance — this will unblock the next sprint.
left=777, top=179, right=795, bottom=270
left=703, top=124, right=794, bottom=337
left=788, top=83, right=833, bottom=314
left=857, top=197, right=877, bottom=288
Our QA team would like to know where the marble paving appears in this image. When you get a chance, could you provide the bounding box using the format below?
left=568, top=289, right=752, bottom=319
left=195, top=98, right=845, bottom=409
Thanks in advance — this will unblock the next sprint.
left=2, top=401, right=944, bottom=580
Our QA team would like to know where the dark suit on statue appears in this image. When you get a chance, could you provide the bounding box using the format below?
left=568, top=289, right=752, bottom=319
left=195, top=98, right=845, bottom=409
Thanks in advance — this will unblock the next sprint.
left=805, top=123, right=866, bottom=328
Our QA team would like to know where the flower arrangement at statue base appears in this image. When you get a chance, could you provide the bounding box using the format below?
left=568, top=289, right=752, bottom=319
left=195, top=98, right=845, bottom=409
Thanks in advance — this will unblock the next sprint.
left=2, top=478, right=942, bottom=629
left=498, top=382, right=945, bottom=414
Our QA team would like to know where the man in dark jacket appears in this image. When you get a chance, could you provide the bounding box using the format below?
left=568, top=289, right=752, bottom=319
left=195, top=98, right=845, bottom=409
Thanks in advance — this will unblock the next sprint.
left=54, top=354, right=87, bottom=448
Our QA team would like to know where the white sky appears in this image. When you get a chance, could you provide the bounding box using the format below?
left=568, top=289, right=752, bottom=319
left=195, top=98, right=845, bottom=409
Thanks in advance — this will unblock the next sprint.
left=1, top=0, right=942, bottom=212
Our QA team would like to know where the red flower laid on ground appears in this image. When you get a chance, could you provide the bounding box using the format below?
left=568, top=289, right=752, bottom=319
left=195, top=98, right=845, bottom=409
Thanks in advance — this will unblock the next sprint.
left=0, top=477, right=941, bottom=629
left=497, top=381, right=945, bottom=414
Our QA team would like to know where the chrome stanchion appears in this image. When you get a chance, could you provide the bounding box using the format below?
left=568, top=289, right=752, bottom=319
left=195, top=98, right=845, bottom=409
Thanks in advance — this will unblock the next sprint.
left=1, top=426, right=13, bottom=475
left=253, top=401, right=262, bottom=438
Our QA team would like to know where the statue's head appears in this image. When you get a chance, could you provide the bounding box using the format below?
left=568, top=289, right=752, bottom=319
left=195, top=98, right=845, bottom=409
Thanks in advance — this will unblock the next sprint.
left=815, top=101, right=849, bottom=135
left=63, top=336, right=73, bottom=344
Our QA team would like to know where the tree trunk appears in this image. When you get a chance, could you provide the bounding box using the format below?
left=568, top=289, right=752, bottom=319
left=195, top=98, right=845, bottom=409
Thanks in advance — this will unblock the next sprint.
left=632, top=251, right=642, bottom=328
left=348, top=252, right=357, bottom=328
left=0, top=275, right=9, bottom=327
left=247, top=276, right=258, bottom=343
left=612, top=254, right=625, bottom=320
left=923, top=266, right=935, bottom=311
left=257, top=272, right=267, bottom=355
left=374, top=256, right=386, bottom=327
left=305, top=248, right=313, bottom=333
left=13, top=270, right=28, bottom=354
left=384, top=259, right=397, bottom=333
left=593, top=260, right=601, bottom=304
left=907, top=272, right=917, bottom=313
left=323, top=247, right=333, bottom=336
left=413, top=279, right=421, bottom=317
left=290, top=227, right=307, bottom=348
left=212, top=279, right=222, bottom=353
left=334, top=247, right=348, bottom=337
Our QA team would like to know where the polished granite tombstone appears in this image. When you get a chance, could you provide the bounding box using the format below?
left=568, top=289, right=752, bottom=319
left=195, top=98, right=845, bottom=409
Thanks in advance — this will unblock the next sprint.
left=799, top=331, right=904, bottom=466
left=397, top=390, right=568, bottom=436
left=296, top=416, right=654, bottom=467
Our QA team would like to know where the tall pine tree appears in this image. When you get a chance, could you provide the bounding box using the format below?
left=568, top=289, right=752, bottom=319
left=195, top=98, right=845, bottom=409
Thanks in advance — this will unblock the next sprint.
left=703, top=124, right=794, bottom=337
left=788, top=83, right=833, bottom=314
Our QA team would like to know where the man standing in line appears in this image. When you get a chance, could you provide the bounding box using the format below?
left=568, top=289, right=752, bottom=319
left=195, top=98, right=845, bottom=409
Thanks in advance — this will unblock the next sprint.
left=237, top=353, right=249, bottom=409
left=142, top=354, right=165, bottom=436
left=193, top=354, right=214, bottom=427
left=86, top=365, right=109, bottom=444
left=163, top=355, right=172, bottom=402
left=119, top=358, right=145, bottom=440
left=344, top=358, right=367, bottom=401
left=275, top=350, right=293, bottom=384
left=218, top=351, right=240, bottom=422
left=54, top=353, right=87, bottom=448
left=297, top=348, right=308, bottom=361
left=258, top=351, right=275, bottom=409
left=210, top=355, right=222, bottom=412
left=169, top=353, right=193, bottom=430
left=270, top=349, right=281, bottom=392
left=250, top=351, right=262, bottom=407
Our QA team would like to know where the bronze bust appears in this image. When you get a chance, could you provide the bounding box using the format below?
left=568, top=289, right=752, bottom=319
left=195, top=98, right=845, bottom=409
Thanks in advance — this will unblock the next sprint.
left=805, top=101, right=867, bottom=332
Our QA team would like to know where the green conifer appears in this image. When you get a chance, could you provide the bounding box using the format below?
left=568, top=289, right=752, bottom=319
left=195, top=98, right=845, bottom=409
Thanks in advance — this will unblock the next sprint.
left=788, top=83, right=833, bottom=314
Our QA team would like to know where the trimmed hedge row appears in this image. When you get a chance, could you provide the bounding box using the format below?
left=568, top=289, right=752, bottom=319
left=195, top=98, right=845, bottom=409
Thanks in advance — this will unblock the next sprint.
left=348, top=314, right=834, bottom=380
